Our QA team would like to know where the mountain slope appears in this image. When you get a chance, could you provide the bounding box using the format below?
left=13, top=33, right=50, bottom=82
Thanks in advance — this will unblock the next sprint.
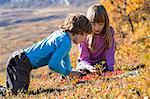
left=0, top=0, right=98, bottom=8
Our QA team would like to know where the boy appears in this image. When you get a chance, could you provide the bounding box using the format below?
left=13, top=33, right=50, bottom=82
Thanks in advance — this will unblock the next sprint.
left=5, top=13, right=92, bottom=95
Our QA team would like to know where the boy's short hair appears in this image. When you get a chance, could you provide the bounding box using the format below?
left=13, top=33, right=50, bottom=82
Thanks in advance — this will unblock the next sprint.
left=60, top=13, right=92, bottom=35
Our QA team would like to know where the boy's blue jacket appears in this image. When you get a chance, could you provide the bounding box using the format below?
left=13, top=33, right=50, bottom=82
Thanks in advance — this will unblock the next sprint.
left=24, top=30, right=72, bottom=76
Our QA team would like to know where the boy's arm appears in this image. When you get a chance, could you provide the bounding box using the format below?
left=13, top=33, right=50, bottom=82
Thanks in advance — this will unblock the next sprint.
left=48, top=41, right=71, bottom=76
left=105, top=28, right=115, bottom=71
left=62, top=55, right=81, bottom=78
left=62, top=53, right=72, bottom=70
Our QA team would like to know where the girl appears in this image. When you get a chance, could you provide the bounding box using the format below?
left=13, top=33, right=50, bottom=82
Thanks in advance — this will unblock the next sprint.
left=5, top=13, right=92, bottom=95
left=76, top=4, right=115, bottom=73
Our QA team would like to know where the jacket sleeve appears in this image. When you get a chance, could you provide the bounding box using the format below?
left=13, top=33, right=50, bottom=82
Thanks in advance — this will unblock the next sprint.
left=78, top=41, right=91, bottom=64
left=48, top=40, right=71, bottom=76
left=105, top=28, right=115, bottom=71
left=63, top=53, right=72, bottom=71
left=76, top=41, right=94, bottom=71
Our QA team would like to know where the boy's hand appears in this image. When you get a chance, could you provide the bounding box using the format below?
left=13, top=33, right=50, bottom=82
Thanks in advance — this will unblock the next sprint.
left=68, top=70, right=81, bottom=79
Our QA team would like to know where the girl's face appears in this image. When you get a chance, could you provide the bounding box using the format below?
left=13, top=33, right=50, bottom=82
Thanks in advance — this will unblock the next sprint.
left=92, top=22, right=105, bottom=35
left=73, top=32, right=88, bottom=44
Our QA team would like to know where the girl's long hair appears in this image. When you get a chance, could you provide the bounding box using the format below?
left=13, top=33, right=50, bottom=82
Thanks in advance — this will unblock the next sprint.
left=86, top=4, right=112, bottom=51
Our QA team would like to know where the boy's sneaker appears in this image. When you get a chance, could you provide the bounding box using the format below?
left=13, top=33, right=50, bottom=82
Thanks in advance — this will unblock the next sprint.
left=0, top=86, right=6, bottom=96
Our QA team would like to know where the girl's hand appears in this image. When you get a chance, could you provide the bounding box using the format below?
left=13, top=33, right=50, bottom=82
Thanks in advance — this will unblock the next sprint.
left=86, top=65, right=97, bottom=73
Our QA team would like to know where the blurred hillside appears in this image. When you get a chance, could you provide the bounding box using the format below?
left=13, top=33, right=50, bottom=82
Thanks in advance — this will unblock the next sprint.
left=0, top=0, right=98, bottom=8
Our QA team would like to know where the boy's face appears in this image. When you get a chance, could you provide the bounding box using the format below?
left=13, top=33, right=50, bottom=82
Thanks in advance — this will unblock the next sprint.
left=73, top=32, right=88, bottom=44
left=92, top=22, right=105, bottom=35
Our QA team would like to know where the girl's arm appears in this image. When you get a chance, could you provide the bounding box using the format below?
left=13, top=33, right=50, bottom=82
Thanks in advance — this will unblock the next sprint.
left=77, top=42, right=96, bottom=73
left=105, top=28, right=115, bottom=71
left=78, top=41, right=91, bottom=63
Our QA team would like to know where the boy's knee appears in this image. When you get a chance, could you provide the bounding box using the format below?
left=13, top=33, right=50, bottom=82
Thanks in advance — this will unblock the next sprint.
left=12, top=81, right=29, bottom=95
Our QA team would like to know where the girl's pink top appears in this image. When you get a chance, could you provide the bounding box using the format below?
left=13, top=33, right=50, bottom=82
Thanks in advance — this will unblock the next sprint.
left=78, top=27, right=115, bottom=71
